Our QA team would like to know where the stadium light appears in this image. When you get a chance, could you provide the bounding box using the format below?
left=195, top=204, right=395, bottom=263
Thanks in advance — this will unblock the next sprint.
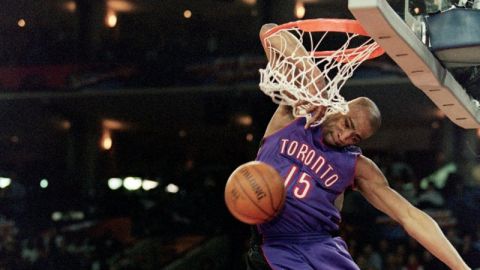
left=0, top=177, right=11, bottom=189
left=294, top=1, right=306, bottom=19
left=142, top=179, right=159, bottom=191
left=123, top=177, right=142, bottom=190
left=40, top=179, right=48, bottom=189
left=106, top=10, right=118, bottom=28
left=165, top=183, right=179, bottom=194
left=51, top=212, right=62, bottom=221
left=108, top=178, right=123, bottom=190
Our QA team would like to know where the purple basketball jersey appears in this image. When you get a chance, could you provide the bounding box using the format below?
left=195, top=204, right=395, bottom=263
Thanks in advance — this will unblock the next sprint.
left=256, top=117, right=361, bottom=235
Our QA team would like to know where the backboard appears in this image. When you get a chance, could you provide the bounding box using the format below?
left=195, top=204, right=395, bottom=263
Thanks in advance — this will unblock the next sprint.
left=348, top=0, right=480, bottom=129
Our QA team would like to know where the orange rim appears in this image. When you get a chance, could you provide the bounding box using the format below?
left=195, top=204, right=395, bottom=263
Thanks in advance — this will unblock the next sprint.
left=262, top=18, right=385, bottom=60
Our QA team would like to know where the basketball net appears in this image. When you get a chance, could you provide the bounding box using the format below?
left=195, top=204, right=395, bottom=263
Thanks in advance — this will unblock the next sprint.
left=259, top=20, right=383, bottom=126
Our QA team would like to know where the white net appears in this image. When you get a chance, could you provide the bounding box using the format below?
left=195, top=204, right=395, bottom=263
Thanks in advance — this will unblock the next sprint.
left=259, top=24, right=381, bottom=126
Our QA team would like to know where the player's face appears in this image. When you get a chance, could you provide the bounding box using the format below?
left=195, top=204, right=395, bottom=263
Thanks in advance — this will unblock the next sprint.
left=321, top=106, right=375, bottom=148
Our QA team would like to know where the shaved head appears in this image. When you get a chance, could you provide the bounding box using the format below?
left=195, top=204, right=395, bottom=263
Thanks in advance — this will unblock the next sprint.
left=321, top=97, right=381, bottom=147
left=348, top=97, right=381, bottom=134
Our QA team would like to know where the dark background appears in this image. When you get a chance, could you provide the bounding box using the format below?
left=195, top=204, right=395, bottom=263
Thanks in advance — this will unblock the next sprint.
left=0, top=0, right=479, bottom=269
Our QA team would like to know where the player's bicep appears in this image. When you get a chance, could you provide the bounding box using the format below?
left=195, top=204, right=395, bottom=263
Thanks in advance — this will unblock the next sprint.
left=354, top=155, right=413, bottom=223
left=263, top=105, right=295, bottom=138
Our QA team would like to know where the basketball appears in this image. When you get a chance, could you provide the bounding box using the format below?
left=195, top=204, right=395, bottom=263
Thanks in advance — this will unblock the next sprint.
left=224, top=161, right=286, bottom=224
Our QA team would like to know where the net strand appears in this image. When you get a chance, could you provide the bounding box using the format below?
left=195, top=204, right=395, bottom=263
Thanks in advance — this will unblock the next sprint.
left=259, top=27, right=380, bottom=126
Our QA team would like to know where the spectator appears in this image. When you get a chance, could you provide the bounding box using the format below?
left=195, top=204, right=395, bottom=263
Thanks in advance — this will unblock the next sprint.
left=461, top=234, right=480, bottom=268
left=21, top=239, right=39, bottom=266
left=393, top=170, right=418, bottom=205
left=442, top=173, right=465, bottom=207
left=356, top=254, right=369, bottom=270
left=384, top=253, right=401, bottom=270
left=417, top=182, right=445, bottom=209
left=402, top=253, right=424, bottom=270
left=445, top=228, right=463, bottom=249
left=378, top=239, right=390, bottom=261
left=394, top=244, right=407, bottom=266
left=422, top=250, right=448, bottom=270
left=363, top=243, right=383, bottom=270
left=460, top=181, right=480, bottom=234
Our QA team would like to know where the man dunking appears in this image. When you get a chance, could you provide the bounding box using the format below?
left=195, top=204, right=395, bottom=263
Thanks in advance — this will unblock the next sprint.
left=245, top=23, right=470, bottom=270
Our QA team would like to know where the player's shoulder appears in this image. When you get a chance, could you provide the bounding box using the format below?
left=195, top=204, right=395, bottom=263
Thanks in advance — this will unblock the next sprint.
left=354, top=154, right=382, bottom=179
left=353, top=154, right=368, bottom=172
left=263, top=113, right=302, bottom=139
left=356, top=154, right=373, bottom=166
left=344, top=145, right=362, bottom=155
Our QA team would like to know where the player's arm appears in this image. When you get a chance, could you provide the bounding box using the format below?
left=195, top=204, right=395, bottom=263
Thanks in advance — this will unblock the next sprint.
left=259, top=24, right=325, bottom=137
left=260, top=23, right=298, bottom=137
left=354, top=155, right=470, bottom=270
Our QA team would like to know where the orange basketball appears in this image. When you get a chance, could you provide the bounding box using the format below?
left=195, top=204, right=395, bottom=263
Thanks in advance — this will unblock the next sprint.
left=224, top=161, right=286, bottom=225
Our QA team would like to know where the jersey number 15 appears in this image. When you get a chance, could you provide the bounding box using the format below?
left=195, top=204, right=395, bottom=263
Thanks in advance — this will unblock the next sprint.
left=284, top=165, right=312, bottom=199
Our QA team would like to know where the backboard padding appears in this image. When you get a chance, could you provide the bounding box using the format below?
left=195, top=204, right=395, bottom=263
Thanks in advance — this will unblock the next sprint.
left=348, top=0, right=480, bottom=129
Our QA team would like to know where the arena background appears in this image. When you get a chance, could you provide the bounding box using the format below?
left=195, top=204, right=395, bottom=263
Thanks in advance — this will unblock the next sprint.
left=0, top=0, right=479, bottom=269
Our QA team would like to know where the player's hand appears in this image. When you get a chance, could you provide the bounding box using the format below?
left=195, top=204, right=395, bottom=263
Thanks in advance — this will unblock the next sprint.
left=294, top=101, right=326, bottom=129
left=305, top=105, right=326, bottom=129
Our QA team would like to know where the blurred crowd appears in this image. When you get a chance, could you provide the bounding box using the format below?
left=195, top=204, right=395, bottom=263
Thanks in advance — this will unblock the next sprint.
left=340, top=152, right=480, bottom=270
left=0, top=159, right=227, bottom=270
left=0, top=218, right=124, bottom=270
left=1, top=149, right=480, bottom=270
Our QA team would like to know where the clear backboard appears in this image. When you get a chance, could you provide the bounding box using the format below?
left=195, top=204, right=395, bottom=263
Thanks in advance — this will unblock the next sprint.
left=348, top=0, right=480, bottom=129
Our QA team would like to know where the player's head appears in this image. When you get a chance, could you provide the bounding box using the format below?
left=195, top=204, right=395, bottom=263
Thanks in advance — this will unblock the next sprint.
left=321, top=97, right=381, bottom=148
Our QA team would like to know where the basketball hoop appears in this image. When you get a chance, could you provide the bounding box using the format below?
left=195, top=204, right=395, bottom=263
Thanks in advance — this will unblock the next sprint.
left=259, top=18, right=384, bottom=126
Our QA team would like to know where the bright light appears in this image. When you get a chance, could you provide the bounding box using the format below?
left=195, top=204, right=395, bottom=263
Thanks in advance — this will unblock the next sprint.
left=236, top=114, right=253, bottom=126
left=246, top=133, right=254, bottom=142
left=142, top=179, right=159, bottom=191
left=70, top=211, right=85, bottom=220
left=102, top=119, right=127, bottom=130
left=294, top=1, right=306, bottom=19
left=51, top=212, right=62, bottom=221
left=242, top=0, right=257, bottom=5
left=165, top=183, right=179, bottom=193
left=17, top=19, right=26, bottom=28
left=0, top=177, right=11, bottom=189
left=102, top=136, right=112, bottom=150
left=60, top=120, right=71, bottom=130
left=63, top=1, right=77, bottom=12
left=107, top=0, right=136, bottom=12
left=108, top=178, right=123, bottom=190
left=184, top=10, right=192, bottom=19
left=40, top=179, right=49, bottom=189
left=106, top=10, right=118, bottom=28
left=414, top=7, right=421, bottom=14
left=100, top=129, right=112, bottom=150
left=123, top=177, right=142, bottom=190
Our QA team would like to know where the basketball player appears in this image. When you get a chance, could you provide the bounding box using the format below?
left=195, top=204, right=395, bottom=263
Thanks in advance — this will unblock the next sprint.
left=246, top=23, right=471, bottom=270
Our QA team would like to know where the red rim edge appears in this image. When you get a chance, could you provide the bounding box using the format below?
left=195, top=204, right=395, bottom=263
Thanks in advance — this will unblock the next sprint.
left=261, top=18, right=385, bottom=60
